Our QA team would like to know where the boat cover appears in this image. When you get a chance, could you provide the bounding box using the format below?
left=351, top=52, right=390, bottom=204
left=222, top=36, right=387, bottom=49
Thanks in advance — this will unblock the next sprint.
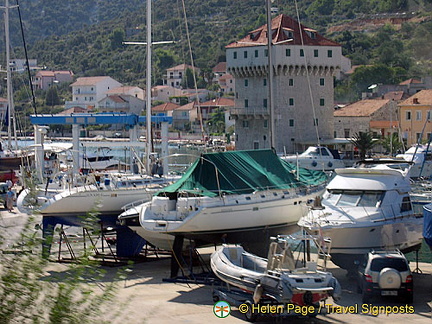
left=158, top=149, right=328, bottom=197
left=423, top=204, right=432, bottom=249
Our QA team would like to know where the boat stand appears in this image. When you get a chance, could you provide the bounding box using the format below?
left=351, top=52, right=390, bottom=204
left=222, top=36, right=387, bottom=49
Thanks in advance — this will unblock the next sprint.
left=56, top=224, right=121, bottom=265
left=412, top=249, right=423, bottom=274
left=164, top=235, right=218, bottom=285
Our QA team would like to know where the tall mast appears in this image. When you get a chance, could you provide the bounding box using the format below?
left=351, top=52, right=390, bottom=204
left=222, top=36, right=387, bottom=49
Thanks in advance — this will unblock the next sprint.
left=266, top=0, right=275, bottom=149
left=146, top=0, right=152, bottom=174
left=4, top=0, right=17, bottom=149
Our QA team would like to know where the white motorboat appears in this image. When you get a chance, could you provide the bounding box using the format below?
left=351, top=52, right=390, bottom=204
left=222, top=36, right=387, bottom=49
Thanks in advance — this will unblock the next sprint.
left=396, top=144, right=432, bottom=178
left=281, top=146, right=346, bottom=171
left=298, top=159, right=424, bottom=271
left=210, top=235, right=341, bottom=309
left=136, top=149, right=327, bottom=254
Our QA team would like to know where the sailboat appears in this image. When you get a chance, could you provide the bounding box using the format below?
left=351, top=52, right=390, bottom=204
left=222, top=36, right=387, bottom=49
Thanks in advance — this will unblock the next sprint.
left=0, top=0, right=33, bottom=171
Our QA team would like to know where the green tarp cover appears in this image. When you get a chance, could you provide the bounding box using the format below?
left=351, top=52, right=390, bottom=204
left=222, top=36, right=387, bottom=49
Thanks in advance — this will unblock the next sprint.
left=159, top=149, right=327, bottom=197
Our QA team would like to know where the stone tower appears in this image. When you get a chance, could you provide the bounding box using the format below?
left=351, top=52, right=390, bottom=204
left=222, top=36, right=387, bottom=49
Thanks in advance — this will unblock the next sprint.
left=226, top=14, right=341, bottom=153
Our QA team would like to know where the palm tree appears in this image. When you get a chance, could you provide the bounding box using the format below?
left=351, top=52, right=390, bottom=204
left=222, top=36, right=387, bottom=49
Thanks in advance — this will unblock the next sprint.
left=378, top=133, right=404, bottom=156
left=350, top=132, right=376, bottom=159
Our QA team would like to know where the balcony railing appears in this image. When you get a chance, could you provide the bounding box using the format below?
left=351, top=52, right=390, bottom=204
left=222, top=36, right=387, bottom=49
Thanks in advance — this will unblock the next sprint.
left=230, top=107, right=269, bottom=116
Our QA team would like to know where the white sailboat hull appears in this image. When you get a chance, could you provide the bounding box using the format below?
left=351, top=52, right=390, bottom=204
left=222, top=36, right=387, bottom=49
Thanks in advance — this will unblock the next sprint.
left=140, top=187, right=323, bottom=248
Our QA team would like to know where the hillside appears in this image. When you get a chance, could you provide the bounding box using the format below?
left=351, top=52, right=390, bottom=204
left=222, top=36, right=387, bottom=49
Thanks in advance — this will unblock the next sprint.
left=2, top=0, right=432, bottom=103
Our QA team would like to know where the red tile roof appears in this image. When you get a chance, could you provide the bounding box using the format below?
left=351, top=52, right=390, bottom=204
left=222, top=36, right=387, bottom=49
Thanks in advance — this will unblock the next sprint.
left=334, top=99, right=390, bottom=117
left=399, top=89, right=432, bottom=106
left=399, top=78, right=421, bottom=85
left=200, top=97, right=234, bottom=107
left=152, top=102, right=180, bottom=112
left=212, top=62, right=227, bottom=73
left=226, top=14, right=339, bottom=48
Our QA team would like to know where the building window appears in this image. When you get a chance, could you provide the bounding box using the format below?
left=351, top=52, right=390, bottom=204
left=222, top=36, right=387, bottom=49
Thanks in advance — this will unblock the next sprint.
left=264, top=120, right=268, bottom=128
left=286, top=48, right=291, bottom=56
left=245, top=99, right=249, bottom=108
left=263, top=98, right=267, bottom=108
left=244, top=79, right=248, bottom=87
left=320, top=98, right=325, bottom=106
left=406, top=111, right=411, bottom=120
left=428, top=111, right=432, bottom=120
left=263, top=79, right=267, bottom=86
left=264, top=49, right=268, bottom=57
left=253, top=141, right=259, bottom=149
left=233, top=51, right=237, bottom=59
left=243, top=120, right=249, bottom=128
left=289, top=98, right=294, bottom=106
left=289, top=119, right=294, bottom=127
left=255, top=49, right=258, bottom=57
left=235, top=92, right=238, bottom=99
left=416, top=110, right=422, bottom=121
left=416, top=133, right=422, bottom=142
left=288, top=79, right=294, bottom=86
left=327, top=50, right=333, bottom=58
left=300, top=49, right=304, bottom=57
left=244, top=51, right=248, bottom=58
left=320, top=78, right=325, bottom=86
left=313, top=118, right=319, bottom=126
left=314, top=49, right=318, bottom=57
left=344, top=129, right=350, bottom=138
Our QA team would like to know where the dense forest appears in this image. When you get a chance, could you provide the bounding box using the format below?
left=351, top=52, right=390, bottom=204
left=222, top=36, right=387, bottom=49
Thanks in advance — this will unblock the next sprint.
left=2, top=0, right=432, bottom=116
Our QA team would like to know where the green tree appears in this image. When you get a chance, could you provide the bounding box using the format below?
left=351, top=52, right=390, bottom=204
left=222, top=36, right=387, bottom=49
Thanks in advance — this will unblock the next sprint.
left=45, top=87, right=61, bottom=107
left=109, top=28, right=125, bottom=50
left=378, top=133, right=404, bottom=155
left=350, top=132, right=376, bottom=159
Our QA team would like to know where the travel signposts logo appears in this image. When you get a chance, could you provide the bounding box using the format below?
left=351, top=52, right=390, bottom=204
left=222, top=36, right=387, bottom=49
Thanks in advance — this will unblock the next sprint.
left=213, top=301, right=231, bottom=318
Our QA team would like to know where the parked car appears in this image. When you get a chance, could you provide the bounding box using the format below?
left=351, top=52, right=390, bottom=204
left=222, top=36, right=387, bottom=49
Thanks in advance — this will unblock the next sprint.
left=356, top=250, right=413, bottom=303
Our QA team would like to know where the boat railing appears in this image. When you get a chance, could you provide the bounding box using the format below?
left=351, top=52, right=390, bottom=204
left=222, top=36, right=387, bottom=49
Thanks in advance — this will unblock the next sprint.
left=121, top=198, right=149, bottom=211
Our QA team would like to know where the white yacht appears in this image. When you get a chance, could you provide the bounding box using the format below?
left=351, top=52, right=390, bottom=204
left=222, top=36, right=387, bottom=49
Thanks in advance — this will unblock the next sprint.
left=281, top=146, right=347, bottom=171
left=133, top=149, right=327, bottom=253
left=17, top=172, right=179, bottom=218
left=298, top=159, right=424, bottom=271
left=396, top=144, right=432, bottom=178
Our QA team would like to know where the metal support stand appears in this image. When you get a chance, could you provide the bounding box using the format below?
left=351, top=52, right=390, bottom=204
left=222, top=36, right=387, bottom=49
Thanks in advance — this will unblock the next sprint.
left=412, top=249, right=422, bottom=274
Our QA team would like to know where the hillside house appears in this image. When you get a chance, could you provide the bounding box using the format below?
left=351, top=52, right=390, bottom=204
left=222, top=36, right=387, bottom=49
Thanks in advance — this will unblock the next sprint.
left=65, top=76, right=122, bottom=110
left=33, top=70, right=74, bottom=90
left=165, top=64, right=200, bottom=88
left=334, top=99, right=398, bottom=139
left=398, top=89, right=432, bottom=146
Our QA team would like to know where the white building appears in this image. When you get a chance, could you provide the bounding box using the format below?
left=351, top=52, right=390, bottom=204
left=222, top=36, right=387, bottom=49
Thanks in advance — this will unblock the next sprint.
left=165, top=64, right=200, bottom=88
left=227, top=14, right=343, bottom=153
left=65, top=76, right=122, bottom=110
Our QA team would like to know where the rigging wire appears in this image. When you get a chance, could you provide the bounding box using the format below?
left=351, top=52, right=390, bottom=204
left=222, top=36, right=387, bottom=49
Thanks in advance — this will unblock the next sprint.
left=16, top=0, right=37, bottom=115
left=180, top=0, right=205, bottom=141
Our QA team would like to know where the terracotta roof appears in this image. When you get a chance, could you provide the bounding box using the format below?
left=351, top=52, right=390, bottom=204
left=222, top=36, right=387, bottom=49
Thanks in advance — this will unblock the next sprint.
left=226, top=14, right=339, bottom=48
left=370, top=120, right=399, bottom=128
left=71, top=76, right=113, bottom=86
left=176, top=101, right=196, bottom=111
left=0, top=97, right=7, bottom=102
left=152, top=102, right=180, bottom=112
left=399, top=78, right=421, bottom=85
left=383, top=91, right=404, bottom=101
left=167, top=64, right=197, bottom=71
left=200, top=97, right=234, bottom=107
left=105, top=95, right=127, bottom=103
left=212, top=62, right=227, bottom=73
left=37, top=71, right=55, bottom=77
left=399, top=89, right=432, bottom=106
left=334, top=99, right=390, bottom=117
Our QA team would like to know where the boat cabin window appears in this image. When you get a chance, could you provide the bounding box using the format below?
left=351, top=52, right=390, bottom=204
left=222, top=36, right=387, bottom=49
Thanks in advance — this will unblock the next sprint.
left=303, top=147, right=330, bottom=156
left=325, top=190, right=384, bottom=207
left=400, top=196, right=412, bottom=212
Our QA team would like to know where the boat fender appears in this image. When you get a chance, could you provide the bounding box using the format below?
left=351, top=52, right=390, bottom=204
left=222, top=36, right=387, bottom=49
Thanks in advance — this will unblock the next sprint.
left=311, top=161, right=318, bottom=167
left=328, top=161, right=333, bottom=168
left=253, top=284, right=263, bottom=304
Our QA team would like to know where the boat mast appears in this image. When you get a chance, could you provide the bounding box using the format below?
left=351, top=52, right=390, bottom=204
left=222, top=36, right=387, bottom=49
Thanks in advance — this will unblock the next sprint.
left=266, top=0, right=275, bottom=149
left=3, top=0, right=18, bottom=150
left=145, top=0, right=152, bottom=174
